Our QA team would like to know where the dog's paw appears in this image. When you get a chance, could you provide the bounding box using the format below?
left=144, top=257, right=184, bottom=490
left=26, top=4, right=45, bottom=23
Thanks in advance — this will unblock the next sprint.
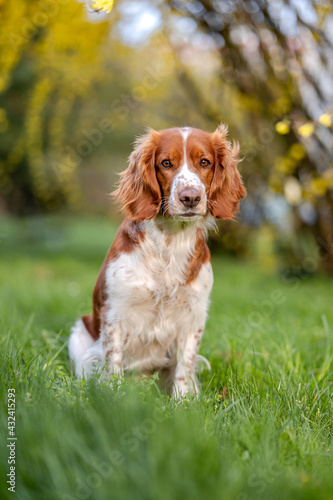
left=172, top=376, right=199, bottom=400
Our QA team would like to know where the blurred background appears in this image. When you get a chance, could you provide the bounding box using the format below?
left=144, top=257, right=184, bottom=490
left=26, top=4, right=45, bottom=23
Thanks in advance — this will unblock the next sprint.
left=0, top=0, right=333, bottom=275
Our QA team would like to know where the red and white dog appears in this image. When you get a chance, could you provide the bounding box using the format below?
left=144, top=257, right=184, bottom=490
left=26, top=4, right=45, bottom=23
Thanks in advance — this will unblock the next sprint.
left=68, top=125, right=246, bottom=397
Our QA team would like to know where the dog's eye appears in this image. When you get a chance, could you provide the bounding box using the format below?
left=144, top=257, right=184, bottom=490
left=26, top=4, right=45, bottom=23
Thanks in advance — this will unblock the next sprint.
left=200, top=159, right=210, bottom=167
left=161, top=160, right=172, bottom=169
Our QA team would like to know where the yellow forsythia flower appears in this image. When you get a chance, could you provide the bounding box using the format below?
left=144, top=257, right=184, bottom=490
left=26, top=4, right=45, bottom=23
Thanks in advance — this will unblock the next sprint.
left=91, top=0, right=114, bottom=13
left=310, top=178, right=328, bottom=197
left=319, top=113, right=332, bottom=127
left=289, top=143, right=305, bottom=160
left=275, top=120, right=290, bottom=135
left=298, top=123, right=314, bottom=137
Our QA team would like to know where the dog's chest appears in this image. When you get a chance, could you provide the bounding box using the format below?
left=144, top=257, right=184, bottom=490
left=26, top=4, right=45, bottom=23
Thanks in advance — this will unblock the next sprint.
left=104, top=231, right=213, bottom=344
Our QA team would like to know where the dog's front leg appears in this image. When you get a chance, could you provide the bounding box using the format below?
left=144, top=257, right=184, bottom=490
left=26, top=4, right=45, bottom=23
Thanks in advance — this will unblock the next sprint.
left=172, top=327, right=203, bottom=398
left=102, top=323, right=124, bottom=377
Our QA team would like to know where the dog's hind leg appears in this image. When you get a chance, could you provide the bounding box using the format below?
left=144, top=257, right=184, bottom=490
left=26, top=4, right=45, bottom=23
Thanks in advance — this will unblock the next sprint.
left=102, top=323, right=125, bottom=377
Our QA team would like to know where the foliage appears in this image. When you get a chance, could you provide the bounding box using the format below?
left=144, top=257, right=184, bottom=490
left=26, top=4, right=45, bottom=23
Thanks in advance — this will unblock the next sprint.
left=0, top=0, right=209, bottom=214
left=90, top=0, right=115, bottom=13
left=165, top=0, right=333, bottom=269
left=0, top=0, right=111, bottom=211
left=1, top=216, right=333, bottom=499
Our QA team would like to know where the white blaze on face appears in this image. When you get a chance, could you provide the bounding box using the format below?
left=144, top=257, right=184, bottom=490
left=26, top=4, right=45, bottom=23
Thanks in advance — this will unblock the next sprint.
left=169, top=128, right=207, bottom=214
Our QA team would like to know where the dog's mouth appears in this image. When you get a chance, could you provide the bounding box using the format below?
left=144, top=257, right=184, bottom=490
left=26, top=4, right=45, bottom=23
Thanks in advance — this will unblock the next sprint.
left=173, top=212, right=204, bottom=221
left=180, top=212, right=197, bottom=217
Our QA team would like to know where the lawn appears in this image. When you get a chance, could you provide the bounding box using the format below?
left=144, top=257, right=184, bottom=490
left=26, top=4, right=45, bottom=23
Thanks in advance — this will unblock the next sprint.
left=1, top=216, right=333, bottom=500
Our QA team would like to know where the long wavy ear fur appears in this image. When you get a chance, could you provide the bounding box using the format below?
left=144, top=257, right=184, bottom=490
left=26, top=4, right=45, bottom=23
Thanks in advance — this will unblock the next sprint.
left=113, top=129, right=161, bottom=221
left=209, top=124, right=246, bottom=220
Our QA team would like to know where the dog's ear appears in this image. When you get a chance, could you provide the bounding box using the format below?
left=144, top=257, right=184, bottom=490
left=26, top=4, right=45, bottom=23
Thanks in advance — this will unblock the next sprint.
left=208, top=124, right=246, bottom=220
left=113, top=129, right=161, bottom=220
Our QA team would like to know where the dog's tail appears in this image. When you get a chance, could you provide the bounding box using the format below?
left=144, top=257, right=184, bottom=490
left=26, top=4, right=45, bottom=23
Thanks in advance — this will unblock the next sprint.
left=196, top=354, right=211, bottom=372
left=68, top=319, right=104, bottom=379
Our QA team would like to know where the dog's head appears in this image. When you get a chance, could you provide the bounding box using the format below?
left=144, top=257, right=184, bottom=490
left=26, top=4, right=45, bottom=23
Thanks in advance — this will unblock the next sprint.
left=114, top=125, right=246, bottom=221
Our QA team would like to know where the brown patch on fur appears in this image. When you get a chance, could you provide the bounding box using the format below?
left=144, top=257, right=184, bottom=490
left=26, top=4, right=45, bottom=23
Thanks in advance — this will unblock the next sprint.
left=81, top=313, right=96, bottom=340
left=81, top=218, right=145, bottom=341
left=108, top=218, right=146, bottom=261
left=208, top=124, right=246, bottom=220
left=113, top=129, right=162, bottom=220
left=81, top=257, right=108, bottom=341
left=185, top=230, right=211, bottom=285
left=197, top=328, right=203, bottom=336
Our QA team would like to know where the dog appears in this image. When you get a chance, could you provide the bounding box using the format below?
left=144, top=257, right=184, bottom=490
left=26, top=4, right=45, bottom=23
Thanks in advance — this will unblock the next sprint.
left=68, top=124, right=246, bottom=397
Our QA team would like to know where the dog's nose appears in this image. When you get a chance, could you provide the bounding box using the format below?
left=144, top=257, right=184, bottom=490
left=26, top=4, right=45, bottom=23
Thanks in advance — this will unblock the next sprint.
left=178, top=189, right=201, bottom=208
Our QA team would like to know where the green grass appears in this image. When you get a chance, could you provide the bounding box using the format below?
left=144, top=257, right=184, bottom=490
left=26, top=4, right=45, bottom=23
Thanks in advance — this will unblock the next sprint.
left=1, top=215, right=333, bottom=500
